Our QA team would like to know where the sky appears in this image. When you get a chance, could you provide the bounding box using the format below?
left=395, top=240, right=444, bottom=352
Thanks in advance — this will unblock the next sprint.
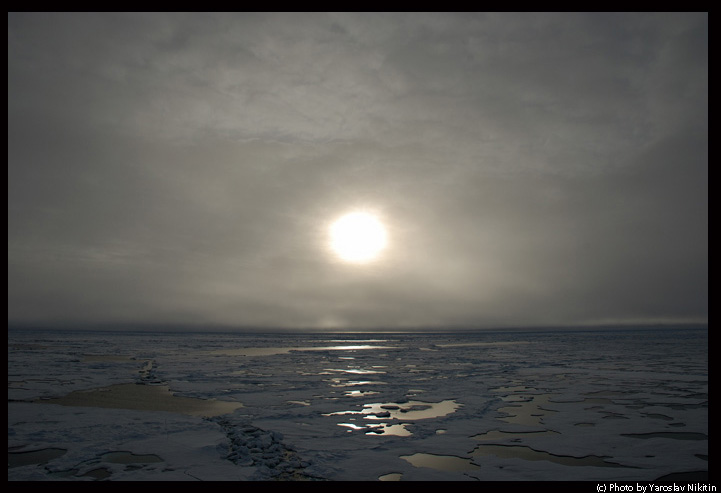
left=8, top=12, right=708, bottom=331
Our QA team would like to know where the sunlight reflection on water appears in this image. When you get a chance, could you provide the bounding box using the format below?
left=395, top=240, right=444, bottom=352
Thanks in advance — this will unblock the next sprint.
left=211, top=345, right=398, bottom=356
left=325, top=399, right=460, bottom=436
left=326, top=400, right=459, bottom=421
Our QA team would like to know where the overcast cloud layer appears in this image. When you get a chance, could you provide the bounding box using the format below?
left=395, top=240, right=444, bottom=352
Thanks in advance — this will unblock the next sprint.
left=8, top=12, right=708, bottom=330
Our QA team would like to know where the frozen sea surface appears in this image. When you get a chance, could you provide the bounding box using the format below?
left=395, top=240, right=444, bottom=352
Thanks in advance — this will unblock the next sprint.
left=8, top=327, right=708, bottom=481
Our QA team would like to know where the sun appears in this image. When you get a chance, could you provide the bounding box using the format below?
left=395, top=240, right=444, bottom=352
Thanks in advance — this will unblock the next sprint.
left=329, top=212, right=388, bottom=263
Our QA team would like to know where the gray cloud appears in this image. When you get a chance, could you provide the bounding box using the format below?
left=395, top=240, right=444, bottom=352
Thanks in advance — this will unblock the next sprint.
left=8, top=12, right=707, bottom=329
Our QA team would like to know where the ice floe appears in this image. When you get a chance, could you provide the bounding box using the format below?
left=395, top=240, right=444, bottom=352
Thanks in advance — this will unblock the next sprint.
left=8, top=327, right=708, bottom=481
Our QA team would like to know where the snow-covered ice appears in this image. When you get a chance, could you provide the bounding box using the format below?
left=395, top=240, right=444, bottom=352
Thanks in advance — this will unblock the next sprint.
left=8, top=327, right=708, bottom=481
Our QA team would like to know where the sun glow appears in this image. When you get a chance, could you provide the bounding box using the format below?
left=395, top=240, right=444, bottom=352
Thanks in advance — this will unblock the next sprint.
left=329, top=212, right=388, bottom=263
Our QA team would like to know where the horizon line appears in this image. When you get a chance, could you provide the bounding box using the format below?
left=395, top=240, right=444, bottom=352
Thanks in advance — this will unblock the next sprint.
left=7, top=321, right=708, bottom=334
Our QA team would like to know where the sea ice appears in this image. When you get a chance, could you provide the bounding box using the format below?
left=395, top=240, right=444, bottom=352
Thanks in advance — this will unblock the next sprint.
left=8, top=327, right=708, bottom=481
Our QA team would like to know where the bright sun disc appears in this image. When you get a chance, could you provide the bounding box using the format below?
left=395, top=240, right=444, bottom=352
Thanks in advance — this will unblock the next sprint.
left=330, top=212, right=388, bottom=263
